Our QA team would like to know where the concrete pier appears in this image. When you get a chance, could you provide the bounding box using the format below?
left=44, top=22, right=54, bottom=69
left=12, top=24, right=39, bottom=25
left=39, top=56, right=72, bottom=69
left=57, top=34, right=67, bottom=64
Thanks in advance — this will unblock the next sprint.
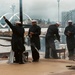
left=0, top=58, right=75, bottom=75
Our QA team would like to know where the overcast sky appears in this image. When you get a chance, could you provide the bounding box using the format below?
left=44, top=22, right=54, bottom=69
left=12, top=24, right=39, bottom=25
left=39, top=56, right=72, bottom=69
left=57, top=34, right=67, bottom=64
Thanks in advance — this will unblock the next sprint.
left=0, top=0, right=75, bottom=22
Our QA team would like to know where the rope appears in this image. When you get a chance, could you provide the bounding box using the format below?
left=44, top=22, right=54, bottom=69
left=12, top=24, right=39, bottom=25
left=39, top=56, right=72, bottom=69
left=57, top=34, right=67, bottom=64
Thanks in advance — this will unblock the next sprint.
left=0, top=44, right=11, bottom=47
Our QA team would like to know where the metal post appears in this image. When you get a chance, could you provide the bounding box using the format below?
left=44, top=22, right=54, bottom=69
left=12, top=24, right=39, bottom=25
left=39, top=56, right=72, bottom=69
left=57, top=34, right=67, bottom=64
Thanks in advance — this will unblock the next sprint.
left=57, top=0, right=60, bottom=22
left=19, top=0, right=23, bottom=25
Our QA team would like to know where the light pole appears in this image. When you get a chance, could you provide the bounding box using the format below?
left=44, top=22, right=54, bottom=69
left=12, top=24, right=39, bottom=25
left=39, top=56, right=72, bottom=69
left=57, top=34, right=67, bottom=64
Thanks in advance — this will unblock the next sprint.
left=10, top=4, right=15, bottom=22
left=10, top=4, right=15, bottom=15
left=9, top=4, right=15, bottom=32
left=57, top=0, right=60, bottom=22
left=19, top=0, right=23, bottom=24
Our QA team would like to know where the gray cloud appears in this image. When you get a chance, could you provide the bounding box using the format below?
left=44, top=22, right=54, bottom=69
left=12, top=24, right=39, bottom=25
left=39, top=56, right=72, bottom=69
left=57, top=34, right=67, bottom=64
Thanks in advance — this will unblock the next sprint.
left=0, top=0, right=75, bottom=21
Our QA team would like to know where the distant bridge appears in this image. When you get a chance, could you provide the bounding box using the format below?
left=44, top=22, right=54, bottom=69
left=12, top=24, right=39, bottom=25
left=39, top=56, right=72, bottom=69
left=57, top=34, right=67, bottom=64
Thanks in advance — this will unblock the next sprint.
left=0, top=13, right=32, bottom=28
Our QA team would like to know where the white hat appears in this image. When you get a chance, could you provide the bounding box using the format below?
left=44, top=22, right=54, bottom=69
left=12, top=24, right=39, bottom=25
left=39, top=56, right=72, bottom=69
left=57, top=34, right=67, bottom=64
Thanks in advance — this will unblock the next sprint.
left=16, top=21, right=21, bottom=24
left=31, top=20, right=37, bottom=23
left=56, top=22, right=60, bottom=25
left=68, top=20, right=72, bottom=22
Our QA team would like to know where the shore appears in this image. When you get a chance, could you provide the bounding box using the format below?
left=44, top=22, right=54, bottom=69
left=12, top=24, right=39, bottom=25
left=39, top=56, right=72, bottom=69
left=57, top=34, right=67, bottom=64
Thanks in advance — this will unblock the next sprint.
left=0, top=28, right=47, bottom=36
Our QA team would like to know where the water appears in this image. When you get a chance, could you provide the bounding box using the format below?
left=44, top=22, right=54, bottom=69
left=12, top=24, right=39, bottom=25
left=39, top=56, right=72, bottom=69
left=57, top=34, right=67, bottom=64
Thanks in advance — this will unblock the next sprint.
left=0, top=39, right=11, bottom=53
left=0, top=28, right=48, bottom=33
left=0, top=28, right=66, bottom=53
left=0, top=28, right=68, bottom=59
left=0, top=37, right=46, bottom=53
left=0, top=28, right=9, bottom=32
left=0, top=36, right=46, bottom=59
left=0, top=28, right=46, bottom=53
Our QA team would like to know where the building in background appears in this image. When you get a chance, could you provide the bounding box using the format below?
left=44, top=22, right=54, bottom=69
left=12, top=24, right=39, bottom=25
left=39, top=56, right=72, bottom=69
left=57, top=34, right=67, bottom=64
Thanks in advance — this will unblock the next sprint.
left=61, top=9, right=75, bottom=28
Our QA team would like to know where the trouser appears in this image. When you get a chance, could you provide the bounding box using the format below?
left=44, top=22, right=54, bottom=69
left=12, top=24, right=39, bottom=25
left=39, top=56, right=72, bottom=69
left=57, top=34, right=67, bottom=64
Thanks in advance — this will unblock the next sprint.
left=31, top=45, right=39, bottom=61
left=66, top=38, right=75, bottom=59
left=68, top=49, right=75, bottom=57
left=45, top=38, right=58, bottom=59
left=14, top=51, right=23, bottom=63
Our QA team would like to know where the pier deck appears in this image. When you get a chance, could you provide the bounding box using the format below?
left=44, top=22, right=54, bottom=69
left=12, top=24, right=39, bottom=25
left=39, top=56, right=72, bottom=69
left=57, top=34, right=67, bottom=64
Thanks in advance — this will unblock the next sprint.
left=0, top=58, right=75, bottom=75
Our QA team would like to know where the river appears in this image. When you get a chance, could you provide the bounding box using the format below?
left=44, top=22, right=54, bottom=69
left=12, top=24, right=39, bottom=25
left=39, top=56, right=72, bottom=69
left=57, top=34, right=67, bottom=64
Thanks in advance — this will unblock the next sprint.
left=0, top=28, right=66, bottom=53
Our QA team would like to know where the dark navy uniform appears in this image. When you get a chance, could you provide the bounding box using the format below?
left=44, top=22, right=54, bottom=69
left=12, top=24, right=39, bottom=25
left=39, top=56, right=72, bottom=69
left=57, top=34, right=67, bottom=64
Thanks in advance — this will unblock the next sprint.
left=28, top=24, right=41, bottom=61
left=64, top=25, right=75, bottom=59
left=45, top=24, right=60, bottom=59
left=4, top=19, right=25, bottom=64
